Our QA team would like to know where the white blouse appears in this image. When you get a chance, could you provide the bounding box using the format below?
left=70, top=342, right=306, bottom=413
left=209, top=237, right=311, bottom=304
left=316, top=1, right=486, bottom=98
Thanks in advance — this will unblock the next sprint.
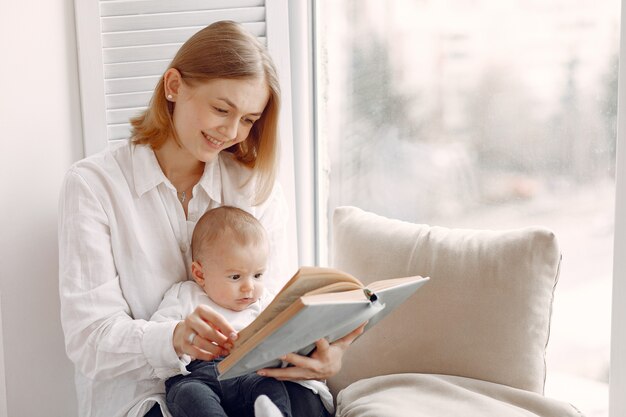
left=58, top=141, right=289, bottom=417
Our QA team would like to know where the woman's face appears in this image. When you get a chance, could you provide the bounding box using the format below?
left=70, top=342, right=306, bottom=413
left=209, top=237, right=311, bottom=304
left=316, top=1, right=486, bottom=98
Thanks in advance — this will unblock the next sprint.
left=169, top=76, right=270, bottom=163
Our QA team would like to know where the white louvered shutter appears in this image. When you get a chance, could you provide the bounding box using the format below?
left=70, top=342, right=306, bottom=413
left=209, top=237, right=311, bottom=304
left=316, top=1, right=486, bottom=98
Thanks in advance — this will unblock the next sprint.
left=73, top=0, right=298, bottom=269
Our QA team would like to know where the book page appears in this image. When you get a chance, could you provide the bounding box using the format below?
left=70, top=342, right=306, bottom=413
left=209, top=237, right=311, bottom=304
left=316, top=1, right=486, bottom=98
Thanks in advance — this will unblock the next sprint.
left=299, top=276, right=429, bottom=306
left=235, top=266, right=362, bottom=345
left=366, top=276, right=427, bottom=292
left=304, top=281, right=363, bottom=296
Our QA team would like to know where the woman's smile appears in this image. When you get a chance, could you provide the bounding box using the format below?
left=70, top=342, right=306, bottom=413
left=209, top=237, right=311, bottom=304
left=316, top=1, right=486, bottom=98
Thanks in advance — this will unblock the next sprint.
left=202, top=131, right=229, bottom=149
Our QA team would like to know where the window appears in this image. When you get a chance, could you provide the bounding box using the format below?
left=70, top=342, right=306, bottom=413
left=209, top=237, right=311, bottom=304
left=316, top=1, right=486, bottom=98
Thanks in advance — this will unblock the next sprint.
left=314, top=1, right=619, bottom=415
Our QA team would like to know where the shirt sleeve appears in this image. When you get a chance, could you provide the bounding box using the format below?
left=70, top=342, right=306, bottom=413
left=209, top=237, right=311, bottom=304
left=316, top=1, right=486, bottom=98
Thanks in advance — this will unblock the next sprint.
left=149, top=283, right=192, bottom=378
left=58, top=169, right=180, bottom=381
left=150, top=282, right=185, bottom=323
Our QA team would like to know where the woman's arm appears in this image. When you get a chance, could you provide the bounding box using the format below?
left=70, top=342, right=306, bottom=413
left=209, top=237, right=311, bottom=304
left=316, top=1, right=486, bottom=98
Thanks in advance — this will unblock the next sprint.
left=59, top=170, right=181, bottom=381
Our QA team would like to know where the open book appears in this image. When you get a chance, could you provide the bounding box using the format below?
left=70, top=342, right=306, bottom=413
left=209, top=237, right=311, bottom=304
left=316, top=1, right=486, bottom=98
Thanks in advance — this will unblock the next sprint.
left=217, top=266, right=429, bottom=380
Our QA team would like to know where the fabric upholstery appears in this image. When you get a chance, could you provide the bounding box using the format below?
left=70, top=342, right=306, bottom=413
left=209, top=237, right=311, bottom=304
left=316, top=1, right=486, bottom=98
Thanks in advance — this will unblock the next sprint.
left=328, top=206, right=561, bottom=396
left=335, top=374, right=582, bottom=417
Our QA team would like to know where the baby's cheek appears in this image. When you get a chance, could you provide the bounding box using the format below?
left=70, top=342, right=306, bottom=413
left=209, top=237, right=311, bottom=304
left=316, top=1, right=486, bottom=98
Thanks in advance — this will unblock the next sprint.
left=255, top=285, right=265, bottom=298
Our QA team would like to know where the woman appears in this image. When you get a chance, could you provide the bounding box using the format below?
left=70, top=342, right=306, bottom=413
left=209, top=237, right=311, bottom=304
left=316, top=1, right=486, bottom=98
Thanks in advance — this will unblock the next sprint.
left=58, top=21, right=362, bottom=417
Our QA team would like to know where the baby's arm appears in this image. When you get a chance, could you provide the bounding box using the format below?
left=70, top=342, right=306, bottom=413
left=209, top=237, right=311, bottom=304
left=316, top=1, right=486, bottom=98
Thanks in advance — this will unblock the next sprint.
left=150, top=282, right=186, bottom=323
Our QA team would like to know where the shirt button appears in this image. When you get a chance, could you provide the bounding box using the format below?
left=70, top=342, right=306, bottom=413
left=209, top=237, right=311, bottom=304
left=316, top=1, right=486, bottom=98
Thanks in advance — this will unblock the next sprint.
left=180, top=243, right=189, bottom=253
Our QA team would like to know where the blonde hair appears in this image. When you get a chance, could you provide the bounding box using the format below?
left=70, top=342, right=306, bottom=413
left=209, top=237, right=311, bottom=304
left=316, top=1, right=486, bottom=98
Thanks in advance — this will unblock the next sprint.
left=130, top=21, right=281, bottom=204
left=191, top=206, right=268, bottom=263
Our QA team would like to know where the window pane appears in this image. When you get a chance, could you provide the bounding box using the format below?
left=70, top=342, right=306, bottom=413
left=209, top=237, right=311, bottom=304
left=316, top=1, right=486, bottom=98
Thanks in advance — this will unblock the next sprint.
left=315, top=1, right=618, bottom=415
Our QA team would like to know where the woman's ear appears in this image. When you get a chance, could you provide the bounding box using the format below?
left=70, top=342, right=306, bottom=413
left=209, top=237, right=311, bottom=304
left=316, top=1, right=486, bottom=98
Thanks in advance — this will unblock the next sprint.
left=163, top=68, right=183, bottom=101
left=191, top=261, right=205, bottom=286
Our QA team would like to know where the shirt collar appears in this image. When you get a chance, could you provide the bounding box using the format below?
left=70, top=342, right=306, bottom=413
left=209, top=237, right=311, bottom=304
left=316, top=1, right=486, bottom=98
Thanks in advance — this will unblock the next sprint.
left=131, top=143, right=223, bottom=204
left=132, top=143, right=169, bottom=197
left=198, top=156, right=222, bottom=204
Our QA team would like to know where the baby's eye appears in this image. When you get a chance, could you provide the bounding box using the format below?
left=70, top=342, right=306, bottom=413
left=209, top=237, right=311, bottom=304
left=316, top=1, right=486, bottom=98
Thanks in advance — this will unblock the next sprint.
left=253, top=273, right=263, bottom=280
left=214, top=107, right=228, bottom=114
left=228, top=274, right=241, bottom=281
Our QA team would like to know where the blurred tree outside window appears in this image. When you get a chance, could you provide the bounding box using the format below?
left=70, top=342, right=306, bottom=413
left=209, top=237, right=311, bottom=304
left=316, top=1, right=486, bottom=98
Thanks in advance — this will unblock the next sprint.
left=315, top=1, right=619, bottom=416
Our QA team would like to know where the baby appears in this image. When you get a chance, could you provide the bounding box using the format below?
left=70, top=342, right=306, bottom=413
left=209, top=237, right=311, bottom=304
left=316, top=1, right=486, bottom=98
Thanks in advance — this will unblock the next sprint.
left=151, top=206, right=331, bottom=417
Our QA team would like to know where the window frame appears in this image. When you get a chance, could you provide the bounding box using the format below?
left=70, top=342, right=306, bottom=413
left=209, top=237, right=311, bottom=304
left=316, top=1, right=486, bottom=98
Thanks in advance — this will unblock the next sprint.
left=288, top=0, right=319, bottom=266
left=609, top=2, right=626, bottom=416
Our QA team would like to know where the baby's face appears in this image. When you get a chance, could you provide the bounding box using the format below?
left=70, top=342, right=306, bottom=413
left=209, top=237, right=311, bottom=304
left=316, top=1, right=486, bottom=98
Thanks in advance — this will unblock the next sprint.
left=198, top=235, right=268, bottom=311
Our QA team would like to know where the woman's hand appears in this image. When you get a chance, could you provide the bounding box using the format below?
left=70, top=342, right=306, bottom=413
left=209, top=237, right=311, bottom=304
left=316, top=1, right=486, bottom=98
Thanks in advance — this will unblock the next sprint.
left=256, top=322, right=367, bottom=381
left=173, top=305, right=237, bottom=361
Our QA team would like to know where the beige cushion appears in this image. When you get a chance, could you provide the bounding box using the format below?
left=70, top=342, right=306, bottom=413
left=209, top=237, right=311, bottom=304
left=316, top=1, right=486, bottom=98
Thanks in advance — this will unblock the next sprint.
left=335, top=374, right=582, bottom=417
left=328, top=206, right=560, bottom=395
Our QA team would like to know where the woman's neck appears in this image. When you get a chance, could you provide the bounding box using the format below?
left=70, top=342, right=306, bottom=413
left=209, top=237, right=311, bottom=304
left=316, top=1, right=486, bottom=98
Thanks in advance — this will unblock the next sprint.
left=153, top=139, right=205, bottom=186
left=153, top=139, right=205, bottom=217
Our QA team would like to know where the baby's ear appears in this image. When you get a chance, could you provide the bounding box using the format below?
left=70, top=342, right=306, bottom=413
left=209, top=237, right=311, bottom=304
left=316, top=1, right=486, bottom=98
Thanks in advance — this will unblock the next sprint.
left=191, top=261, right=204, bottom=285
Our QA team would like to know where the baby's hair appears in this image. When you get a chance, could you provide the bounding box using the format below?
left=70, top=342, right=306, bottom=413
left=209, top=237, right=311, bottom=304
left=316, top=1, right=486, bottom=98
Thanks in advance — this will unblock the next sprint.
left=191, top=206, right=267, bottom=262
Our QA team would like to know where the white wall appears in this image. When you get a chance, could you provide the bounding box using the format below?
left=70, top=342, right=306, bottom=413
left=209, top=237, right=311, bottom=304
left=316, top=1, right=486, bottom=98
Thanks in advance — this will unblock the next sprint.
left=0, top=0, right=83, bottom=415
